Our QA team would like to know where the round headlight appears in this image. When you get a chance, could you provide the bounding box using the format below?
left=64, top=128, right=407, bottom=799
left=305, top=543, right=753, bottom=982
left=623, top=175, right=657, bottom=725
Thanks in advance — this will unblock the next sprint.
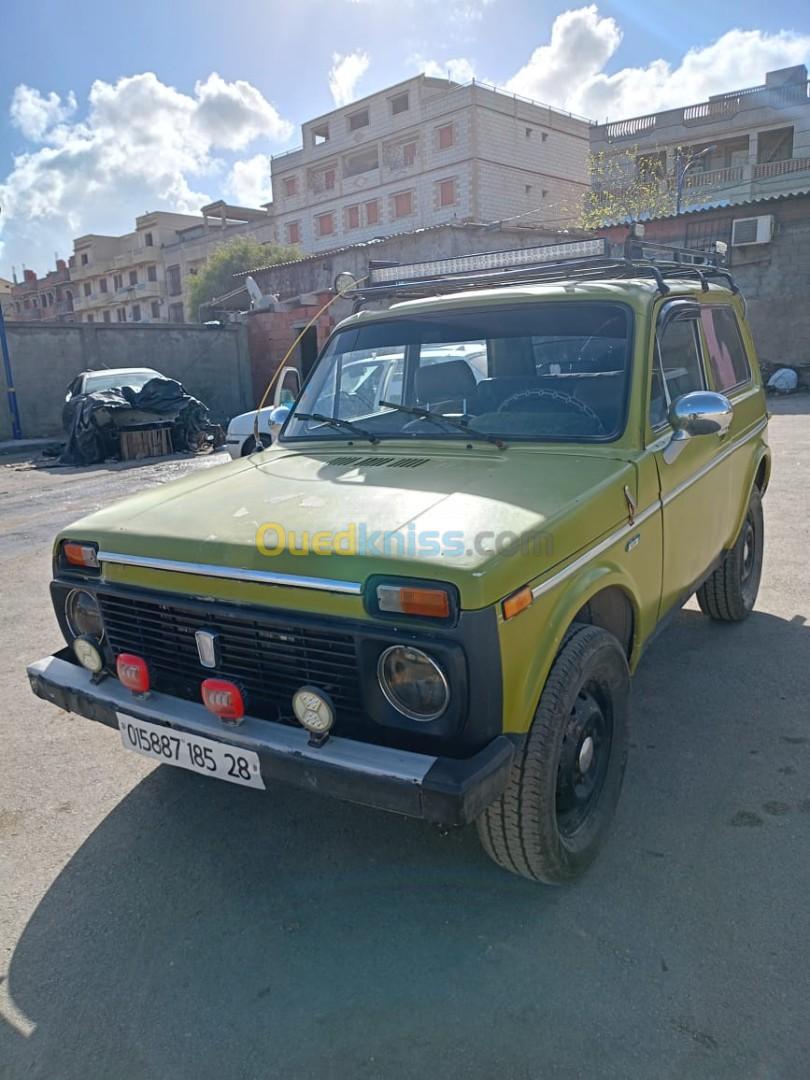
left=65, top=589, right=103, bottom=640
left=378, top=646, right=449, bottom=722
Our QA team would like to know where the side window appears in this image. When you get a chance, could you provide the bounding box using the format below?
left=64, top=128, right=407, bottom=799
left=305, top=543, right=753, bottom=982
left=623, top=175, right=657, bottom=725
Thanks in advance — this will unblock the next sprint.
left=700, top=307, right=751, bottom=392
left=651, top=315, right=705, bottom=428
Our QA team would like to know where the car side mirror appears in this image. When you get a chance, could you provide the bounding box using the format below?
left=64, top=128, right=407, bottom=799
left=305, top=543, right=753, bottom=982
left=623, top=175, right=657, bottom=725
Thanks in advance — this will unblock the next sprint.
left=663, top=391, right=733, bottom=463
left=269, top=405, right=291, bottom=427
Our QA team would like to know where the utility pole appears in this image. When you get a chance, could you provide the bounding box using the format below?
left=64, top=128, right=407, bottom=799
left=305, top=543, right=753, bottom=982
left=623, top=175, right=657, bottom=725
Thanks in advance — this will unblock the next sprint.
left=0, top=208, right=23, bottom=440
left=675, top=145, right=717, bottom=216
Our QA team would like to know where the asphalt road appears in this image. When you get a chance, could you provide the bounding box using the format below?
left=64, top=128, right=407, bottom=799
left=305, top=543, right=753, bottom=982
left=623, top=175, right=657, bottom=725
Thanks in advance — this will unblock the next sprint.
left=2, top=401, right=809, bottom=1080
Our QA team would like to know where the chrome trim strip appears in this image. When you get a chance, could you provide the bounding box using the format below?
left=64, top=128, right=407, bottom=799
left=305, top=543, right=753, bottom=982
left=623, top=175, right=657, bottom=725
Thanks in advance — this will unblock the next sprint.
left=97, top=551, right=364, bottom=596
left=531, top=500, right=661, bottom=599
left=529, top=417, right=766, bottom=601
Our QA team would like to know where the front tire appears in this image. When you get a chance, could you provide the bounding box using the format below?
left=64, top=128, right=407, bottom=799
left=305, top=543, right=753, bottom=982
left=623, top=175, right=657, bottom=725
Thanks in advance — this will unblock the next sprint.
left=477, top=625, right=630, bottom=884
left=696, top=489, right=763, bottom=622
left=241, top=434, right=272, bottom=456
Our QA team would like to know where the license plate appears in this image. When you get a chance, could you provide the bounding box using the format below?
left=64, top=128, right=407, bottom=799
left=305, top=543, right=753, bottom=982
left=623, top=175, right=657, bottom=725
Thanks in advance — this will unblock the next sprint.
left=117, top=713, right=265, bottom=790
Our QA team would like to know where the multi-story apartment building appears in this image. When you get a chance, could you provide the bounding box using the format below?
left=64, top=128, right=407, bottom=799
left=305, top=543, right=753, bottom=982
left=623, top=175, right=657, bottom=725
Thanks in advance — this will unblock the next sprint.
left=589, top=65, right=810, bottom=215
left=0, top=277, right=14, bottom=320
left=161, top=201, right=275, bottom=322
left=70, top=211, right=208, bottom=325
left=270, top=75, right=590, bottom=253
left=6, top=261, right=74, bottom=322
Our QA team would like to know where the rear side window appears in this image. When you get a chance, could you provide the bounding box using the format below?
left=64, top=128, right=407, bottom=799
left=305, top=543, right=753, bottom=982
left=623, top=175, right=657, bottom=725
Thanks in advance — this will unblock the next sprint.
left=700, top=307, right=751, bottom=392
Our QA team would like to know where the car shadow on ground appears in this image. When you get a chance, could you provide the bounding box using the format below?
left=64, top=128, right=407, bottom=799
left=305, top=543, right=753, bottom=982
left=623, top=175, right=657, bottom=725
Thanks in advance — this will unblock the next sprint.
left=4, top=609, right=810, bottom=1080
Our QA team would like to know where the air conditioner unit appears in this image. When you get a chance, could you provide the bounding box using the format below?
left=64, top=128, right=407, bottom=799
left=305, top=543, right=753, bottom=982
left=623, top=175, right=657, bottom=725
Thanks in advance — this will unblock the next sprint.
left=731, top=215, right=774, bottom=246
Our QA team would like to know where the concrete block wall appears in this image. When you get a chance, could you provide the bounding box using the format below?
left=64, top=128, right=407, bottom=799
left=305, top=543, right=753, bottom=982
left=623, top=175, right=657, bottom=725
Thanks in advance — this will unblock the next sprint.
left=0, top=322, right=252, bottom=440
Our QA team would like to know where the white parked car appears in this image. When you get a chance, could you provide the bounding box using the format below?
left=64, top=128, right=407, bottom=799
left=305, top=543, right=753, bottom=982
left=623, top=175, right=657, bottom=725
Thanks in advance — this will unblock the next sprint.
left=224, top=366, right=301, bottom=458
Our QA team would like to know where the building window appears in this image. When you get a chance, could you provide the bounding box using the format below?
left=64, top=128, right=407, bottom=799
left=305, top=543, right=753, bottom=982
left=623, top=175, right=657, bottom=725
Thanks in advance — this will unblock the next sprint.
left=286, top=221, right=301, bottom=245
left=438, top=178, right=456, bottom=207
left=113, top=273, right=123, bottom=291
left=169, top=302, right=184, bottom=323
left=324, top=167, right=336, bottom=190
left=145, top=232, right=154, bottom=247
left=147, top=264, right=158, bottom=282
left=757, top=126, right=794, bottom=163
left=41, top=294, right=48, bottom=307
left=393, top=191, right=414, bottom=218
left=391, top=91, right=409, bottom=116
left=116, top=307, right=126, bottom=322
left=86, top=314, right=94, bottom=323
left=312, top=123, right=329, bottom=146
left=403, top=141, right=417, bottom=167
left=150, top=300, right=161, bottom=319
left=344, top=147, right=379, bottom=178
left=346, top=205, right=361, bottom=230
left=167, top=265, right=182, bottom=296
left=103, top=310, right=112, bottom=323
left=316, top=211, right=335, bottom=237
left=83, top=282, right=92, bottom=297
left=284, top=176, right=298, bottom=197
left=99, top=277, right=108, bottom=293
left=365, top=200, right=380, bottom=226
left=685, top=216, right=733, bottom=251
left=128, top=269, right=138, bottom=286
left=348, top=107, right=369, bottom=132
left=80, top=253, right=89, bottom=266
left=437, top=123, right=454, bottom=150
left=131, top=303, right=141, bottom=322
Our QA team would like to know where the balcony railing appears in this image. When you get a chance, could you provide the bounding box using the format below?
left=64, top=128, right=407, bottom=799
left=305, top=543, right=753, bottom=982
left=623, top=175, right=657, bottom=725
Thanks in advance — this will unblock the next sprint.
left=683, top=165, right=745, bottom=189
left=752, top=155, right=810, bottom=179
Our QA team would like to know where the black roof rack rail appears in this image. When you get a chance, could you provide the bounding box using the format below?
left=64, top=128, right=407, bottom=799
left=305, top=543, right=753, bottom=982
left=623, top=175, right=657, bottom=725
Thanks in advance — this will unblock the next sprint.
left=342, top=234, right=739, bottom=304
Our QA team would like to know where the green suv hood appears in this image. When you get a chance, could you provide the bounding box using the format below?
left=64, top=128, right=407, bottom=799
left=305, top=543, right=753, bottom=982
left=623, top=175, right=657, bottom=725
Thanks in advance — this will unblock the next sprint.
left=62, top=445, right=635, bottom=610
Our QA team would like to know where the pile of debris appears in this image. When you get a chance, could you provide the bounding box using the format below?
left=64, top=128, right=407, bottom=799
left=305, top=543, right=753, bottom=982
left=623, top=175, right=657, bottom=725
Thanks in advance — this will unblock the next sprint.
left=60, top=377, right=222, bottom=465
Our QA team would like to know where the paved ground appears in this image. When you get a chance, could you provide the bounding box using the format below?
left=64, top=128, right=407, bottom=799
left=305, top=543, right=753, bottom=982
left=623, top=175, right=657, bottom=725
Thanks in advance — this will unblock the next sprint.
left=1, top=401, right=809, bottom=1080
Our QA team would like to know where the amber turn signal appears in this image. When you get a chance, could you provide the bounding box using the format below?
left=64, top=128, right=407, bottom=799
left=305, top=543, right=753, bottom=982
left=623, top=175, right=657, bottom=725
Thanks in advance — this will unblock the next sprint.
left=62, top=541, right=99, bottom=569
left=377, top=584, right=451, bottom=619
left=502, top=586, right=533, bottom=620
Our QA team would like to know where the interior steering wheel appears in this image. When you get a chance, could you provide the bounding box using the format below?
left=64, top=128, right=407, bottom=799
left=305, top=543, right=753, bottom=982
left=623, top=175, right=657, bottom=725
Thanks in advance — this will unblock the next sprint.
left=496, top=387, right=605, bottom=434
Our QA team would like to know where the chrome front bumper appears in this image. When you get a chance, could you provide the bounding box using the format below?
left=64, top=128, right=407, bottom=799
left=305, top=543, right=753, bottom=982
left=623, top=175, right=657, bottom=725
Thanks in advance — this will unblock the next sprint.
left=27, top=652, right=515, bottom=826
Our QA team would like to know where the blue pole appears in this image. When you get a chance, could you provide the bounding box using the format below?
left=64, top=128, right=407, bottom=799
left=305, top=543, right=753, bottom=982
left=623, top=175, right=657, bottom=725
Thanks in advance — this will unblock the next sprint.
left=0, top=302, right=22, bottom=440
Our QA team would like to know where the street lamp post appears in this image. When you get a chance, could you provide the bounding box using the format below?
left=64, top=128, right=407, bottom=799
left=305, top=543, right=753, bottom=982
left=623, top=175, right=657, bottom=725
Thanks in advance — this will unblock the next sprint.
left=675, top=145, right=717, bottom=216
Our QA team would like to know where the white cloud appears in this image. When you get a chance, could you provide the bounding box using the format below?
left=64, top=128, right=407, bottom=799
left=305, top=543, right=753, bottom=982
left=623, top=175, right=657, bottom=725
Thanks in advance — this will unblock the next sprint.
left=328, top=51, right=370, bottom=106
left=226, top=154, right=274, bottom=206
left=418, top=57, right=476, bottom=83
left=505, top=5, right=810, bottom=120
left=0, top=72, right=293, bottom=273
left=10, top=85, right=78, bottom=141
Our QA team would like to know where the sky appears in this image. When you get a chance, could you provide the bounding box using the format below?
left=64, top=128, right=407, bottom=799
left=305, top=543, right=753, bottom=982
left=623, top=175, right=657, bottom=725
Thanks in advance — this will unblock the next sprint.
left=1, top=0, right=809, bottom=278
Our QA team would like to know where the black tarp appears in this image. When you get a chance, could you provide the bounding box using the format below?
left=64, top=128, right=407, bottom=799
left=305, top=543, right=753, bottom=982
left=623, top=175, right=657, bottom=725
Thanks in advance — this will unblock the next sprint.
left=60, top=377, right=213, bottom=465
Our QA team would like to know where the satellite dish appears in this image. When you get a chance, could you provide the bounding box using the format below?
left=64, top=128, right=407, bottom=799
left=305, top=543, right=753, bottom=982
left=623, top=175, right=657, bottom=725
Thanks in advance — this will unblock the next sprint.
left=245, top=275, right=264, bottom=307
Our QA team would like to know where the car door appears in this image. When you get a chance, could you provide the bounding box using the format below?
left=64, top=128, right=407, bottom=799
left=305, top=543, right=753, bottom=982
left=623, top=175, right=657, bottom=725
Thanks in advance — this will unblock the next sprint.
left=648, top=298, right=732, bottom=616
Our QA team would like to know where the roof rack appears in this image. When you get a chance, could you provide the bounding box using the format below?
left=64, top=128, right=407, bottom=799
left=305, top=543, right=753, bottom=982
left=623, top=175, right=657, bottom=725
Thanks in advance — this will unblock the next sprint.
left=341, top=234, right=738, bottom=303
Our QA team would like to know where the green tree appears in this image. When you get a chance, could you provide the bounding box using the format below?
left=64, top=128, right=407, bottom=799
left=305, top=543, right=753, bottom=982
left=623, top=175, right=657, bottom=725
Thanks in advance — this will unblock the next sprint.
left=571, top=146, right=692, bottom=230
left=189, top=236, right=301, bottom=320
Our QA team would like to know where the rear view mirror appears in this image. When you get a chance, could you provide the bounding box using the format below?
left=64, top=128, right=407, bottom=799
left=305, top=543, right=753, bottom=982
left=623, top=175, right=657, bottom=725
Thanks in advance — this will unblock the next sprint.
left=664, top=391, right=733, bottom=463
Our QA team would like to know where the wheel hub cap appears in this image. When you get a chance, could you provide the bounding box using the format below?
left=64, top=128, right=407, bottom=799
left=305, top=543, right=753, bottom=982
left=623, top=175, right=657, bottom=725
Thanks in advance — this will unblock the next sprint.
left=578, top=735, right=595, bottom=774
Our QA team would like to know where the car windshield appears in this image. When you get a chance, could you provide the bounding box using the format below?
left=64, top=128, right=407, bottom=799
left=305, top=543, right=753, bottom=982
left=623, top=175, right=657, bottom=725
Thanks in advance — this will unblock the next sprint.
left=84, top=370, right=160, bottom=394
left=283, top=302, right=631, bottom=443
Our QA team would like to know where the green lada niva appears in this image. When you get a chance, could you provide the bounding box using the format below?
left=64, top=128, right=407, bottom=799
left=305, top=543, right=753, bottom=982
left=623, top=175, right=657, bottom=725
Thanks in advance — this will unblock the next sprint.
left=28, top=237, right=770, bottom=883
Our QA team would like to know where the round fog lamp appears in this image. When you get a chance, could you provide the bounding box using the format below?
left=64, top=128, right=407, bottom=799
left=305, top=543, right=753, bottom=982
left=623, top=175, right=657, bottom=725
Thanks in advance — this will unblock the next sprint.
left=65, top=588, right=103, bottom=640
left=73, top=635, right=104, bottom=674
left=292, top=686, right=335, bottom=735
left=378, top=646, right=449, bottom=722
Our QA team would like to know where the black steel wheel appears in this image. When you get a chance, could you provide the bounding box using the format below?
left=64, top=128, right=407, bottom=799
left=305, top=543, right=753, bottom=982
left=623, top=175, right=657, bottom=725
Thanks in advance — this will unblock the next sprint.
left=477, top=624, right=630, bottom=884
left=697, top=489, right=763, bottom=621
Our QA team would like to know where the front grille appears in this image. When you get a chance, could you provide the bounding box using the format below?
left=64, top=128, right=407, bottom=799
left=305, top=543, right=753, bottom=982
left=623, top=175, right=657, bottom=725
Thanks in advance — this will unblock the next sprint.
left=99, top=592, right=362, bottom=723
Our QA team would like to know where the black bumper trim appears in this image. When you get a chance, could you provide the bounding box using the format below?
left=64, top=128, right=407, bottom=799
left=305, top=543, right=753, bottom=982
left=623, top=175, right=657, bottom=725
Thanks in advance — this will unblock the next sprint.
left=27, top=652, right=514, bottom=826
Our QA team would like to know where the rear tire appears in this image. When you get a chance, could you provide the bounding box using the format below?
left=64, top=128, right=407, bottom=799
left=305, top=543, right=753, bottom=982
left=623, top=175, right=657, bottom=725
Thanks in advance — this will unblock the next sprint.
left=477, top=625, right=630, bottom=884
left=696, top=489, right=763, bottom=622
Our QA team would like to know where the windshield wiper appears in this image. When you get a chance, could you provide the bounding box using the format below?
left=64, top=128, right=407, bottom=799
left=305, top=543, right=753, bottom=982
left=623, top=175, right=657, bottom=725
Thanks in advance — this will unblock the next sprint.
left=379, top=401, right=506, bottom=449
left=294, top=412, right=380, bottom=445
